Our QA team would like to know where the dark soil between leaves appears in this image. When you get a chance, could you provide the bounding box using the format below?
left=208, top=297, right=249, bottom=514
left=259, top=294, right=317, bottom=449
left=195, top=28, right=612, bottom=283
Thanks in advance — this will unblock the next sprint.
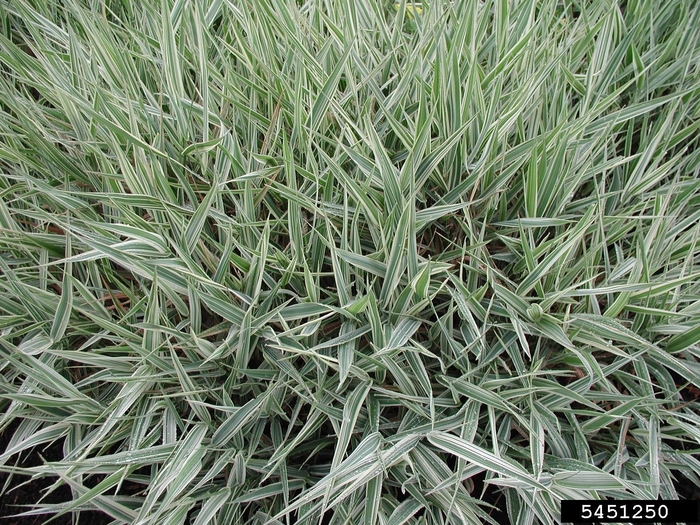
left=0, top=419, right=112, bottom=525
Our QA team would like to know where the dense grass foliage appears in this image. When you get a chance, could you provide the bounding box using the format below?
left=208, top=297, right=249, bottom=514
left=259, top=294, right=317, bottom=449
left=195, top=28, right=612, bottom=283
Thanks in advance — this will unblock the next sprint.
left=1, top=0, right=700, bottom=523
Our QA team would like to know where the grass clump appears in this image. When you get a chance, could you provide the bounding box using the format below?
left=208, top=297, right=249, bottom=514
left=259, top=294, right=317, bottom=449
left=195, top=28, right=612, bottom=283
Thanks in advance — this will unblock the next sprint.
left=1, top=0, right=700, bottom=523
